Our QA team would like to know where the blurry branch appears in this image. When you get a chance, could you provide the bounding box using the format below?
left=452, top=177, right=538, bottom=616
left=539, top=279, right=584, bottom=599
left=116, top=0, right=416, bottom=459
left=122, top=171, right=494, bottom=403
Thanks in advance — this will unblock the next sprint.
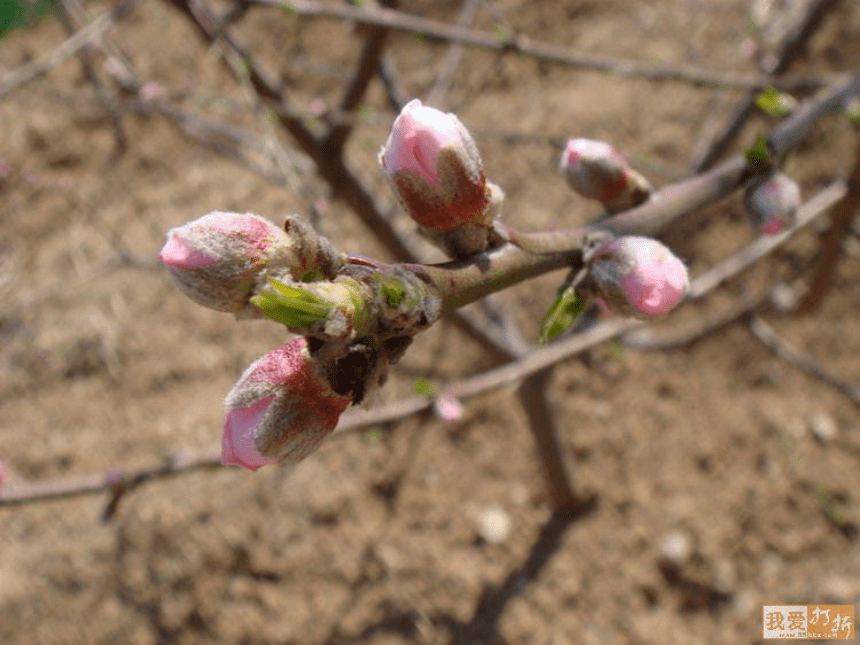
left=152, top=101, right=314, bottom=185
left=425, top=0, right=482, bottom=108
left=253, top=0, right=827, bottom=92
left=690, top=0, right=840, bottom=171
left=0, top=180, right=846, bottom=511
left=321, top=0, right=393, bottom=156
left=749, top=315, right=860, bottom=406
left=0, top=11, right=114, bottom=99
left=797, top=125, right=860, bottom=312
left=53, top=0, right=131, bottom=154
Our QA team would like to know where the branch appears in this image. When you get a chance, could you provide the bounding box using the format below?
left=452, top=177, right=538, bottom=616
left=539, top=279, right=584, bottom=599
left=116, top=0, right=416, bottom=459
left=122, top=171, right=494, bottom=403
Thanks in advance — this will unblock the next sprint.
left=256, top=0, right=828, bottom=92
left=1, top=180, right=844, bottom=510
left=0, top=11, right=114, bottom=99
left=749, top=315, right=860, bottom=406
left=797, top=125, right=860, bottom=312
left=690, top=0, right=841, bottom=171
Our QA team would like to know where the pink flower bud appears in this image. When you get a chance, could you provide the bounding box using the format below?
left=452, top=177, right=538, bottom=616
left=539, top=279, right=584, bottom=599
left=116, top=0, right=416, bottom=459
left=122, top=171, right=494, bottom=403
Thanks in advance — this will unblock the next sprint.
left=744, top=172, right=800, bottom=236
left=160, top=211, right=293, bottom=313
left=160, top=212, right=345, bottom=314
left=560, top=138, right=652, bottom=211
left=381, top=99, right=489, bottom=234
left=433, top=395, right=463, bottom=423
left=590, top=236, right=689, bottom=317
left=222, top=338, right=351, bottom=470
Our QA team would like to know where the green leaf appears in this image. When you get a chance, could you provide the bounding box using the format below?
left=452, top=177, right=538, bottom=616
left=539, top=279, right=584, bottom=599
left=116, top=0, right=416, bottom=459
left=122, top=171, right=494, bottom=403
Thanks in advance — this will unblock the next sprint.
left=251, top=280, right=332, bottom=328
left=754, top=86, right=793, bottom=117
left=413, top=377, right=436, bottom=398
left=744, top=133, right=770, bottom=168
left=492, top=22, right=511, bottom=43
left=380, top=278, right=406, bottom=309
left=845, top=99, right=860, bottom=126
left=538, top=287, right=587, bottom=346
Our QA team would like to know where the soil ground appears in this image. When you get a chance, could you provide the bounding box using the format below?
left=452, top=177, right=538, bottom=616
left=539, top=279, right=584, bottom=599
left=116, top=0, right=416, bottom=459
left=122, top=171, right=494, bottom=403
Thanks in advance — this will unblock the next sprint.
left=2, top=0, right=860, bottom=643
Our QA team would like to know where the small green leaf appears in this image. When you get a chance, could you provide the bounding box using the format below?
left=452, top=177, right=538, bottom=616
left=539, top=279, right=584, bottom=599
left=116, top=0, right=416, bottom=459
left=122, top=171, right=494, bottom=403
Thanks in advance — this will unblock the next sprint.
left=846, top=99, right=860, bottom=126
left=413, top=377, right=436, bottom=398
left=744, top=133, right=770, bottom=168
left=380, top=278, right=406, bottom=309
left=251, top=280, right=332, bottom=328
left=363, top=426, right=382, bottom=443
left=755, top=86, right=793, bottom=117
left=492, top=22, right=511, bottom=43
left=538, top=287, right=587, bottom=346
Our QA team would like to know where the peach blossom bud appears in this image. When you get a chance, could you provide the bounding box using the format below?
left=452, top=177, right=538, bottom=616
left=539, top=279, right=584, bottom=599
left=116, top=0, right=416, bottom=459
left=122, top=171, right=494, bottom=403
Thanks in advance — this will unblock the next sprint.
left=380, top=99, right=489, bottom=235
left=222, top=338, right=351, bottom=470
left=560, top=138, right=652, bottom=211
left=590, top=236, right=688, bottom=317
left=433, top=395, right=463, bottom=423
left=744, top=172, right=800, bottom=236
left=160, top=212, right=345, bottom=314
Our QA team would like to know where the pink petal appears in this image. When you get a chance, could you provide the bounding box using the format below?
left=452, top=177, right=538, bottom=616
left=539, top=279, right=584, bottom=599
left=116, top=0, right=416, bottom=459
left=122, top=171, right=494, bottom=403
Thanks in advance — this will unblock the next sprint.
left=159, top=235, right=218, bottom=269
left=221, top=395, right=279, bottom=471
left=761, top=217, right=786, bottom=235
left=622, top=249, right=688, bottom=316
left=384, top=99, right=462, bottom=187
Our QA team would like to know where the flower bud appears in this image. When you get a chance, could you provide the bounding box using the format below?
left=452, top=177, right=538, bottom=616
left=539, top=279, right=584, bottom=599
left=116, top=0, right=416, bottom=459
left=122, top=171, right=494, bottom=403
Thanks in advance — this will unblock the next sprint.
left=744, top=172, right=800, bottom=235
left=560, top=138, right=652, bottom=211
left=160, top=211, right=345, bottom=314
left=222, top=338, right=352, bottom=470
left=590, top=236, right=688, bottom=317
left=380, top=99, right=490, bottom=236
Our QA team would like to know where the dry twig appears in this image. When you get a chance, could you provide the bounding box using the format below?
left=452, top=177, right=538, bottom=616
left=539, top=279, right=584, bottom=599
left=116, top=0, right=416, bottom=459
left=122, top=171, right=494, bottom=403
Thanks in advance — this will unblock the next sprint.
left=255, top=0, right=827, bottom=92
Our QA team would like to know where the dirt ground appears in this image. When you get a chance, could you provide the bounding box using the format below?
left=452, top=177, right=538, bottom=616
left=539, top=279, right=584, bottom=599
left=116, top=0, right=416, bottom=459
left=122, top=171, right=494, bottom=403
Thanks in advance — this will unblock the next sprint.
left=2, top=0, right=860, bottom=643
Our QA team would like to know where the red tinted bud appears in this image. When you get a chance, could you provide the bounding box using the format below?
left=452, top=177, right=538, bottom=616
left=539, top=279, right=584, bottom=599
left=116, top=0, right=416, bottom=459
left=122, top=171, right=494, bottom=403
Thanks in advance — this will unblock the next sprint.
left=560, top=138, right=652, bottom=211
left=744, top=172, right=801, bottom=236
left=381, top=99, right=489, bottom=235
left=222, top=338, right=351, bottom=470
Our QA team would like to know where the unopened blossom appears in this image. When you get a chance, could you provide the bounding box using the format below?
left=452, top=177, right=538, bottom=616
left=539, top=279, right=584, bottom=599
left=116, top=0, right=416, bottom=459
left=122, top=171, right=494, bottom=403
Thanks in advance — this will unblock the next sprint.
left=381, top=99, right=490, bottom=238
left=433, top=395, right=463, bottom=423
left=590, top=236, right=688, bottom=317
left=159, top=211, right=345, bottom=314
left=744, top=172, right=801, bottom=235
left=222, top=338, right=351, bottom=470
left=560, top=138, right=652, bottom=211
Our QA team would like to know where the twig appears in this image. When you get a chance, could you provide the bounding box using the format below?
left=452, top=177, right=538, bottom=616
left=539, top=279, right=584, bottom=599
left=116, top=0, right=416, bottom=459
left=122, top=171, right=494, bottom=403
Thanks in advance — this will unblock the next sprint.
left=690, top=0, right=840, bottom=171
left=425, top=0, right=482, bottom=108
left=748, top=315, right=860, bottom=406
left=797, top=126, right=860, bottom=312
left=0, top=12, right=114, bottom=99
left=4, top=181, right=846, bottom=510
left=321, top=0, right=394, bottom=157
left=254, top=0, right=829, bottom=92
left=54, top=0, right=128, bottom=154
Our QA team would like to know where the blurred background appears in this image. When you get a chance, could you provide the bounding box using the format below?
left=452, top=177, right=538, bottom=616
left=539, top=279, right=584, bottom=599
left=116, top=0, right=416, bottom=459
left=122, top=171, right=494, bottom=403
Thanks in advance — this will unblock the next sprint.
left=1, top=0, right=859, bottom=642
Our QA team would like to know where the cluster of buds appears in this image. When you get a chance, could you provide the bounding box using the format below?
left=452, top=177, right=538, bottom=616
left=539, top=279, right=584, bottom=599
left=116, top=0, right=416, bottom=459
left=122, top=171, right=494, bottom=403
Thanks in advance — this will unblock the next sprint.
left=560, top=138, right=653, bottom=213
left=587, top=236, right=689, bottom=318
left=380, top=99, right=502, bottom=259
left=160, top=100, right=694, bottom=472
left=744, top=172, right=801, bottom=235
left=160, top=210, right=442, bottom=471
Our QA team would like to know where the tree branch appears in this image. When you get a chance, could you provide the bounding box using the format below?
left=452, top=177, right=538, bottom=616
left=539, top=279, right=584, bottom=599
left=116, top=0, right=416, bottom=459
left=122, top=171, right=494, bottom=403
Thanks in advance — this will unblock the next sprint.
left=254, top=0, right=828, bottom=92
